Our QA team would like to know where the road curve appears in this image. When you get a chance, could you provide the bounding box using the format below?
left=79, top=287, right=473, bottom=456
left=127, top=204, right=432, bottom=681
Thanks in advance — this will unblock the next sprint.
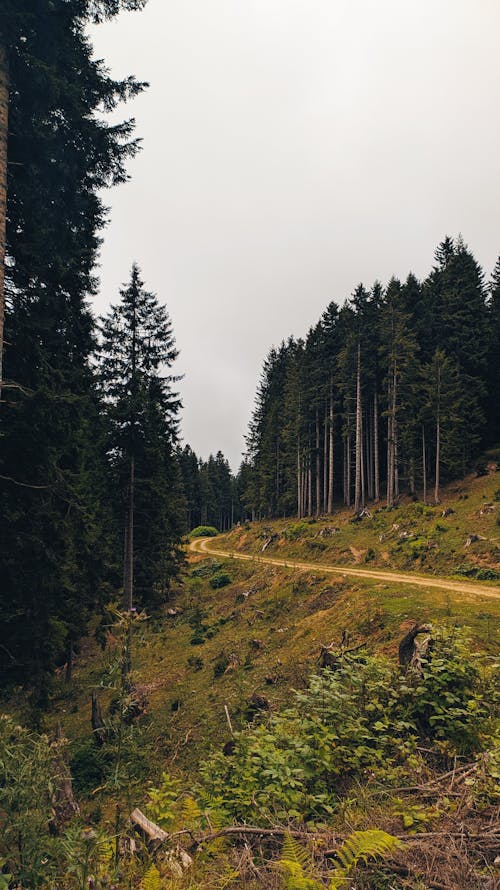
left=189, top=537, right=500, bottom=600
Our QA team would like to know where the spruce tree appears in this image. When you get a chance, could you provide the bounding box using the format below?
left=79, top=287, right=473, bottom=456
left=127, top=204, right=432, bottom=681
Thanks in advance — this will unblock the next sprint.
left=99, top=264, right=184, bottom=612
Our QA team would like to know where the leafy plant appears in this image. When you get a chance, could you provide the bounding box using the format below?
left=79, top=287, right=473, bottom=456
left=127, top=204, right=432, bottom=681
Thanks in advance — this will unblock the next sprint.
left=279, top=833, right=320, bottom=889
left=210, top=571, right=232, bottom=589
left=190, top=525, right=219, bottom=538
left=142, top=863, right=162, bottom=890
left=146, top=772, right=182, bottom=829
left=330, top=830, right=402, bottom=888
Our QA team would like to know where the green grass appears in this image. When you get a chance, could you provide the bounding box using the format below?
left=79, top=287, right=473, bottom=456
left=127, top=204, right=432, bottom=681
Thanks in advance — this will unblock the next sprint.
left=222, top=469, right=500, bottom=579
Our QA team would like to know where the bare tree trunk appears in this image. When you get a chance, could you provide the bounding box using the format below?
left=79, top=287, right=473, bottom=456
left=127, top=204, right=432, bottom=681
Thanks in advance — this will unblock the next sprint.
left=122, top=511, right=129, bottom=611
left=374, top=391, right=380, bottom=502
left=434, top=362, right=441, bottom=504
left=297, top=437, right=301, bottom=518
left=354, top=343, right=363, bottom=512
left=315, top=410, right=321, bottom=516
left=422, top=425, right=427, bottom=505
left=307, top=442, right=313, bottom=516
left=275, top=439, right=280, bottom=515
left=323, top=405, right=328, bottom=513
left=327, top=382, right=334, bottom=513
left=0, top=45, right=8, bottom=388
left=366, top=406, right=373, bottom=501
left=394, top=375, right=399, bottom=500
left=434, top=417, right=440, bottom=504
left=126, top=456, right=135, bottom=611
left=346, top=433, right=351, bottom=507
left=386, top=375, right=392, bottom=506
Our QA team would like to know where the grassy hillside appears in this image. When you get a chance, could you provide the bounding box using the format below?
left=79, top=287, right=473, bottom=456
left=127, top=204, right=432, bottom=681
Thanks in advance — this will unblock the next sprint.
left=1, top=466, right=499, bottom=888
left=221, top=462, right=500, bottom=581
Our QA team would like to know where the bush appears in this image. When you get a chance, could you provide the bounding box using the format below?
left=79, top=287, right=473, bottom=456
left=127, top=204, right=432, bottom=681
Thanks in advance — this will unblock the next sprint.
left=209, top=571, right=232, bottom=589
left=200, top=629, right=494, bottom=823
left=190, top=525, right=219, bottom=538
left=284, top=522, right=310, bottom=541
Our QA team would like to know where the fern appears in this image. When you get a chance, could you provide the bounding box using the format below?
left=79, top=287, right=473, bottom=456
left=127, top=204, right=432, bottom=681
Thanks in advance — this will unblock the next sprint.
left=179, top=795, right=202, bottom=828
left=142, top=863, right=161, bottom=890
left=330, top=830, right=402, bottom=889
left=279, top=833, right=321, bottom=890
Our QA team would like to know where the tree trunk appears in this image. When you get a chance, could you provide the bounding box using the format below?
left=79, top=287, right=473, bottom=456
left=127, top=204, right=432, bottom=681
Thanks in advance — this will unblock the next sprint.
left=327, top=383, right=334, bottom=513
left=434, top=362, right=441, bottom=504
left=297, top=437, right=301, bottom=518
left=354, top=343, right=363, bottom=513
left=124, top=456, right=135, bottom=612
left=374, top=391, right=380, bottom=502
left=307, top=455, right=312, bottom=516
left=315, top=410, right=321, bottom=516
left=422, top=425, right=427, bottom=505
left=367, top=406, right=374, bottom=501
left=434, top=416, right=440, bottom=504
left=346, top=433, right=351, bottom=507
left=0, top=45, right=8, bottom=388
left=323, top=405, right=328, bottom=513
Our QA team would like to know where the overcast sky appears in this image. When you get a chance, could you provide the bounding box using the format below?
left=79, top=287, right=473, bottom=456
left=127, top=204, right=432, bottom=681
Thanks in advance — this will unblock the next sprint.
left=90, top=0, right=500, bottom=470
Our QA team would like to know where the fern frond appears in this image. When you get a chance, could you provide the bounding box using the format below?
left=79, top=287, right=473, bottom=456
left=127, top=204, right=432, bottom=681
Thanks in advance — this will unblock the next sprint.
left=279, top=833, right=321, bottom=890
left=330, top=830, right=402, bottom=889
left=179, top=795, right=202, bottom=828
left=142, top=863, right=161, bottom=890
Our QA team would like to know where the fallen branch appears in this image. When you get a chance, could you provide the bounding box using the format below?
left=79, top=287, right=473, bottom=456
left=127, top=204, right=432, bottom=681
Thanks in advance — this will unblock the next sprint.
left=130, top=808, right=168, bottom=843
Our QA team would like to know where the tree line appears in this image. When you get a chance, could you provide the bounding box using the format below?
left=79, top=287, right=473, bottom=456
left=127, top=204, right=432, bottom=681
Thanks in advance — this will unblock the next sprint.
left=242, top=236, right=500, bottom=519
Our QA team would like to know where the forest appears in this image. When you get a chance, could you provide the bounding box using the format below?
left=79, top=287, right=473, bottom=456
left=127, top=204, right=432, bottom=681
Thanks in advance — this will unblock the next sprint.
left=0, top=3, right=498, bottom=889
left=241, top=239, right=500, bottom=519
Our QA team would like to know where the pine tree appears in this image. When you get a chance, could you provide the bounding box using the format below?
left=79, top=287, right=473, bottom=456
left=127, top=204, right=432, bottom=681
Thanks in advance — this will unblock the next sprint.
left=99, top=264, right=184, bottom=612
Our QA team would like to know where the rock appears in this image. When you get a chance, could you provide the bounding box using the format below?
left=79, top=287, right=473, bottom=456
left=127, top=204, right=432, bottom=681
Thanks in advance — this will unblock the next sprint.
left=167, top=608, right=178, bottom=617
left=441, top=507, right=455, bottom=517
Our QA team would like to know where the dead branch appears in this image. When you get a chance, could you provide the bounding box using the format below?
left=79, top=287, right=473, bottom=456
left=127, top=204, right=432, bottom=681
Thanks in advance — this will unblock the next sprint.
left=130, top=808, right=169, bottom=843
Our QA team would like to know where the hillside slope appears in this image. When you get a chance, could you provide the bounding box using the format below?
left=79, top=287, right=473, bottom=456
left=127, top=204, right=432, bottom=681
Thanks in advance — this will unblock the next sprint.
left=2, top=469, right=499, bottom=888
left=219, top=465, right=500, bottom=582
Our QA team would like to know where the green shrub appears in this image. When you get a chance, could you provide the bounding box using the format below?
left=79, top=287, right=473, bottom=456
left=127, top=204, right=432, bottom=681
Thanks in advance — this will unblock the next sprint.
left=284, top=522, right=310, bottom=541
left=209, top=571, right=232, bottom=589
left=189, top=525, right=219, bottom=538
left=200, top=630, right=494, bottom=823
left=191, top=559, right=222, bottom=578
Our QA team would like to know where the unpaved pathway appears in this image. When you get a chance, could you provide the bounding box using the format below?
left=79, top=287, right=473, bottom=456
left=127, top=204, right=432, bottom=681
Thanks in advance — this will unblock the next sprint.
left=189, top=537, right=500, bottom=600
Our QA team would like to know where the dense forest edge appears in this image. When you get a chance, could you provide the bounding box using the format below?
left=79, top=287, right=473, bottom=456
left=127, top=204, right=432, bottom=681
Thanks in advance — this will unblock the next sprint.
left=0, top=2, right=499, bottom=889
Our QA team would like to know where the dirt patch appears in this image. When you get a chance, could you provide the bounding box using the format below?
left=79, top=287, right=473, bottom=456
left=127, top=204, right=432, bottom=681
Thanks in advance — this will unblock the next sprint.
left=349, top=545, right=367, bottom=564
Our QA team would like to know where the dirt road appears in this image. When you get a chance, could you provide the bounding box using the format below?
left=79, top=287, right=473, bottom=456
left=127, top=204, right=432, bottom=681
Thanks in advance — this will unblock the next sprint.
left=189, top=537, right=500, bottom=600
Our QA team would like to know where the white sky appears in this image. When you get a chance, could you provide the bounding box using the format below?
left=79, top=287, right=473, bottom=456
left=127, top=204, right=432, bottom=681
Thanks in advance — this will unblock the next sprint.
left=90, top=0, right=500, bottom=470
